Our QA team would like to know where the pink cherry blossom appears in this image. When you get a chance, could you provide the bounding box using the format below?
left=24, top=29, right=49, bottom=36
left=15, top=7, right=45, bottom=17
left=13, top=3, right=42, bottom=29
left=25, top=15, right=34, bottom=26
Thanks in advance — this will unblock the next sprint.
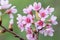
left=26, top=27, right=33, bottom=34
left=6, top=6, right=17, bottom=14
left=17, top=14, right=34, bottom=32
left=39, top=24, right=54, bottom=37
left=17, top=14, right=23, bottom=23
left=0, top=0, right=9, bottom=5
left=38, top=8, right=49, bottom=21
left=26, top=34, right=36, bottom=40
left=22, top=14, right=34, bottom=29
left=50, top=15, right=58, bottom=25
left=46, top=24, right=52, bottom=28
left=46, top=6, right=54, bottom=15
left=39, top=29, right=45, bottom=34
left=0, top=0, right=12, bottom=9
left=23, top=14, right=34, bottom=24
left=35, top=20, right=45, bottom=30
left=18, top=23, right=25, bottom=32
left=33, top=2, right=41, bottom=11
left=6, top=6, right=17, bottom=18
left=17, top=14, right=25, bottom=32
left=44, top=28, right=54, bottom=37
left=26, top=27, right=36, bottom=40
left=23, top=5, right=33, bottom=15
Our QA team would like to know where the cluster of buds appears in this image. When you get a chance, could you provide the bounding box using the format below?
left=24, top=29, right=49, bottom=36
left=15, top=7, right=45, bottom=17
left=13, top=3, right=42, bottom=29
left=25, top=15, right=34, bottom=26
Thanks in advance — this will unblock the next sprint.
left=17, top=2, right=58, bottom=40
left=0, top=0, right=17, bottom=33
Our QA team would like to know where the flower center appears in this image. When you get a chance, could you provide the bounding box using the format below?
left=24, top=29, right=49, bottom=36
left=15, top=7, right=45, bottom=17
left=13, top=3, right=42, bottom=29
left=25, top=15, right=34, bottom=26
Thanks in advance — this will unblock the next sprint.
left=26, top=18, right=31, bottom=23
left=6, top=9, right=11, bottom=14
left=38, top=20, right=43, bottom=26
left=41, top=12, right=46, bottom=17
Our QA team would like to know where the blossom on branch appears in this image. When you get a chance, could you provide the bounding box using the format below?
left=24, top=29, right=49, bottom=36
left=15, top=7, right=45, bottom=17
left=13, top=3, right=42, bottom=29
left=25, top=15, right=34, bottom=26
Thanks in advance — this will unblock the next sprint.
left=0, top=0, right=12, bottom=9
left=17, top=2, right=58, bottom=40
left=33, top=2, right=41, bottom=11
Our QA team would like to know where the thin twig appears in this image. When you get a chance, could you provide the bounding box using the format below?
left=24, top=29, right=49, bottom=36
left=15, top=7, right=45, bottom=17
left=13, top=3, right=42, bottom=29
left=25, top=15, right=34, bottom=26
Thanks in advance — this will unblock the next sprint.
left=0, top=24, right=24, bottom=40
left=36, top=30, right=39, bottom=40
left=37, top=28, right=44, bottom=40
left=0, top=15, right=25, bottom=40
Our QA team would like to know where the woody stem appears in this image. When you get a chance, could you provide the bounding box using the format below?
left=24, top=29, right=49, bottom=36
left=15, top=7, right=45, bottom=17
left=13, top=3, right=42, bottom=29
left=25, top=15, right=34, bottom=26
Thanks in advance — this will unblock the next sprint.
left=0, top=15, right=25, bottom=40
left=0, top=24, right=24, bottom=40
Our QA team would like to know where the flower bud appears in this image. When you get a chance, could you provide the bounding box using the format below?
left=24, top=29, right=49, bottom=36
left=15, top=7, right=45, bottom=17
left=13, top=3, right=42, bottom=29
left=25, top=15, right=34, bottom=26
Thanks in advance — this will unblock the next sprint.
left=33, top=29, right=38, bottom=34
left=8, top=24, right=13, bottom=31
left=0, top=12, right=2, bottom=26
left=0, top=29, right=6, bottom=33
left=8, top=19, right=14, bottom=31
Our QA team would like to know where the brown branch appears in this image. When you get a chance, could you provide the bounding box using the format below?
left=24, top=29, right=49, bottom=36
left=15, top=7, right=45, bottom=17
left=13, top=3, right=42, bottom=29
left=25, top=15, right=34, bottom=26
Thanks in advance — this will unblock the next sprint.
left=36, top=28, right=44, bottom=40
left=0, top=16, right=25, bottom=40
left=0, top=24, right=24, bottom=40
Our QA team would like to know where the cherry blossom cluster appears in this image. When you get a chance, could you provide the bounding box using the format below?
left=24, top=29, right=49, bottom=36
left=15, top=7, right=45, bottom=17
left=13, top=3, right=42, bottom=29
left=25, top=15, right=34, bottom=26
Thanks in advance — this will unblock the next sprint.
left=17, top=2, right=58, bottom=40
left=0, top=0, right=17, bottom=28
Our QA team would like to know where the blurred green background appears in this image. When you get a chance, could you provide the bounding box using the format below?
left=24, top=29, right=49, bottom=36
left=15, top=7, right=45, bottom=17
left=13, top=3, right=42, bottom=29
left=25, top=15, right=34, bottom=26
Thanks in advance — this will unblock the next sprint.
left=0, top=0, right=60, bottom=40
